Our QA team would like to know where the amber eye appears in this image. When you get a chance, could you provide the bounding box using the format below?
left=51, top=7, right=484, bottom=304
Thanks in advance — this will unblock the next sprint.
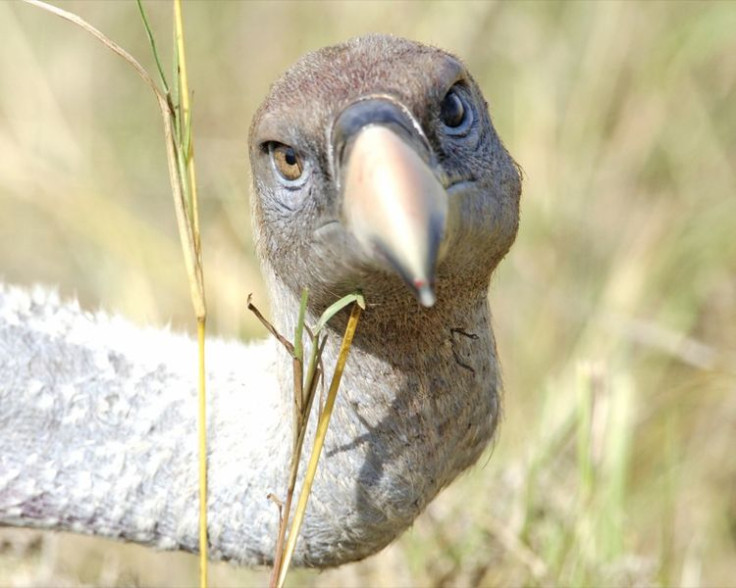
left=269, top=143, right=304, bottom=183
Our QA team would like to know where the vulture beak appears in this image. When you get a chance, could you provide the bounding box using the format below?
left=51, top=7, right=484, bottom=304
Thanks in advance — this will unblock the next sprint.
left=332, top=99, right=449, bottom=308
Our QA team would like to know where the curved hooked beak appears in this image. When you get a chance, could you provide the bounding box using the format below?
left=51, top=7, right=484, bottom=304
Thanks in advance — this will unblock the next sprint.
left=332, top=99, right=450, bottom=307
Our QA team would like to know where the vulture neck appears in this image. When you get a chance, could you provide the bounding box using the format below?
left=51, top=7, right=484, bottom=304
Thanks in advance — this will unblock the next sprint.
left=0, top=274, right=501, bottom=568
left=262, top=272, right=502, bottom=564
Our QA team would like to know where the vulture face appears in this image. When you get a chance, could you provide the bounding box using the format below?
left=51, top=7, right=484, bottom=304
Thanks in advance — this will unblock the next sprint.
left=250, top=35, right=521, bottom=312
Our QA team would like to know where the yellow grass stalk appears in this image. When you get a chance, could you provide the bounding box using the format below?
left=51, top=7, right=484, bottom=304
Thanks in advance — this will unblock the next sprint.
left=22, top=2, right=208, bottom=585
left=172, top=2, right=208, bottom=585
left=276, top=301, right=364, bottom=588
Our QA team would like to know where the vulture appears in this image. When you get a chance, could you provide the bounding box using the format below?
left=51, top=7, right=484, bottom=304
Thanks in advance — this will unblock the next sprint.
left=0, top=34, right=521, bottom=568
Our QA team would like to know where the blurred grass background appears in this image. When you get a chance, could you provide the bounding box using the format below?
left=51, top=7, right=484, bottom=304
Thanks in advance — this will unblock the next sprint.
left=1, top=1, right=735, bottom=586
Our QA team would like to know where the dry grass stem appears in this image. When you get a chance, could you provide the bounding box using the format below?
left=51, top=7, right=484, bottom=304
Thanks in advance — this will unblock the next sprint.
left=248, top=292, right=364, bottom=588
left=277, top=300, right=363, bottom=588
left=21, top=1, right=209, bottom=585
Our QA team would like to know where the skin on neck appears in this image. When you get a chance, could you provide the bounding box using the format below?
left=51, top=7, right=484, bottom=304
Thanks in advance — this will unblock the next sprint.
left=262, top=267, right=502, bottom=565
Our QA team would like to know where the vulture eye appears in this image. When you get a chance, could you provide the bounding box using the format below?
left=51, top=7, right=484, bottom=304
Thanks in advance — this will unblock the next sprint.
left=269, top=142, right=305, bottom=185
left=439, top=87, right=473, bottom=135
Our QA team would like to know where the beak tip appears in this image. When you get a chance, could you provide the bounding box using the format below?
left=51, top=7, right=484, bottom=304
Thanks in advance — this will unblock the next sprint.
left=416, top=283, right=437, bottom=308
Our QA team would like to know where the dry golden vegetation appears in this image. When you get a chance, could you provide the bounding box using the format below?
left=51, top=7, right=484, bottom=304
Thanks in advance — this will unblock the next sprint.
left=1, top=2, right=735, bottom=586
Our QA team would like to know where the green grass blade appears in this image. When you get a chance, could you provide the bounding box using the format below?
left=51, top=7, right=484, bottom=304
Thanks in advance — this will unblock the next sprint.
left=135, top=0, right=170, bottom=97
left=314, top=292, right=365, bottom=335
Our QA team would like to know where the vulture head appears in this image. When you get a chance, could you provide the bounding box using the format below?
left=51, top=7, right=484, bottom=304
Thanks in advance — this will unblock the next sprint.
left=243, top=34, right=522, bottom=565
left=250, top=35, right=521, bottom=316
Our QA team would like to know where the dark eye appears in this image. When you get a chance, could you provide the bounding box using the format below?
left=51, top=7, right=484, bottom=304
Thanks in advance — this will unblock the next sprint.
left=269, top=142, right=304, bottom=184
left=439, top=87, right=473, bottom=135
left=440, top=89, right=466, bottom=127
